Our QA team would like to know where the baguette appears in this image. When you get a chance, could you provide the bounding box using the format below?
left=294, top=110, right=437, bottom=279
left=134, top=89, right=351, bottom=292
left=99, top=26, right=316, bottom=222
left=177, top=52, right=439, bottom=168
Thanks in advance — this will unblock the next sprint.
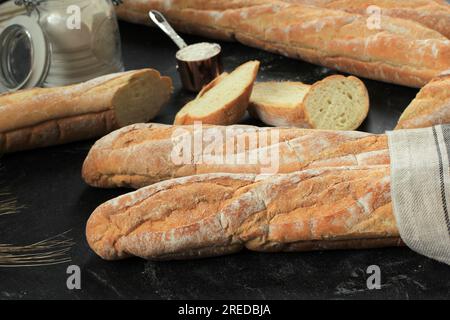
left=82, top=123, right=389, bottom=189
left=250, top=75, right=369, bottom=130
left=116, top=0, right=450, bottom=87
left=396, top=74, right=450, bottom=129
left=86, top=166, right=401, bottom=261
left=289, top=0, right=450, bottom=39
left=0, top=69, right=173, bottom=153
left=174, top=61, right=260, bottom=125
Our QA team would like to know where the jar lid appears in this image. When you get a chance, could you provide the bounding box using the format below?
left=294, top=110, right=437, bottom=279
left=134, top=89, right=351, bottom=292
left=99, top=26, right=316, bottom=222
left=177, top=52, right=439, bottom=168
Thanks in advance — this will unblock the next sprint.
left=0, top=15, right=51, bottom=92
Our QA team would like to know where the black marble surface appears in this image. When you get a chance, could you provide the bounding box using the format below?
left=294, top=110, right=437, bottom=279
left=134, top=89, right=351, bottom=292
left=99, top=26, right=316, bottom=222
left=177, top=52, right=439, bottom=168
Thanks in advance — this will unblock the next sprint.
left=0, top=21, right=449, bottom=300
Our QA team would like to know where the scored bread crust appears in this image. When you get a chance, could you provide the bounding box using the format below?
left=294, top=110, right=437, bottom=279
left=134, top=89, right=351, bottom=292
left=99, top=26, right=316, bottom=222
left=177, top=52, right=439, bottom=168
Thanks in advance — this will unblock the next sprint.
left=116, top=0, right=450, bottom=87
left=82, top=123, right=390, bottom=189
left=174, top=61, right=260, bottom=125
left=303, top=75, right=370, bottom=131
left=86, top=166, right=401, bottom=261
left=288, top=0, right=450, bottom=39
left=396, top=74, right=450, bottom=129
left=248, top=82, right=312, bottom=128
left=0, top=69, right=173, bottom=153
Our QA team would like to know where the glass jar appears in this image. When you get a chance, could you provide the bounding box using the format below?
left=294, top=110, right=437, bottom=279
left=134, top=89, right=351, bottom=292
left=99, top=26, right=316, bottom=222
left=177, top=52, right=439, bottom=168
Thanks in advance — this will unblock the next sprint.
left=0, top=0, right=124, bottom=92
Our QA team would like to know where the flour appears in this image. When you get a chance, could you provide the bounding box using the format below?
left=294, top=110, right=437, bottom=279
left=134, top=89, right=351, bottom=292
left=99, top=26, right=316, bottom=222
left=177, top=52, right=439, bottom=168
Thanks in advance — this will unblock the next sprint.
left=176, top=42, right=221, bottom=62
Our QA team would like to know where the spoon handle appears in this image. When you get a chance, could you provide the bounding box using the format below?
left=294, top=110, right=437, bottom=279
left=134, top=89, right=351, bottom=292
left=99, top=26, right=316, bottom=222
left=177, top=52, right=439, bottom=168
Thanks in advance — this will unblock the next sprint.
left=149, top=10, right=188, bottom=50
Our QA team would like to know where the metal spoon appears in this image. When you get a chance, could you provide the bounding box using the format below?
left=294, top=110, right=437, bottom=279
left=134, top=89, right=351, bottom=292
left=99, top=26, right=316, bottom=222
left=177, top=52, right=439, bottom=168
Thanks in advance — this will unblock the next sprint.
left=149, top=10, right=223, bottom=92
left=149, top=10, right=188, bottom=50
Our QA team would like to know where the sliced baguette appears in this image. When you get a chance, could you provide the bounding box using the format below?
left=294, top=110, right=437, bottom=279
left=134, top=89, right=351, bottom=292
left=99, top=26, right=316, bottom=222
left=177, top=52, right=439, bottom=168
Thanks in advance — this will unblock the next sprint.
left=249, top=82, right=312, bottom=127
left=249, top=75, right=369, bottom=130
left=174, top=61, right=260, bottom=125
left=0, top=69, right=173, bottom=153
left=303, top=75, right=370, bottom=131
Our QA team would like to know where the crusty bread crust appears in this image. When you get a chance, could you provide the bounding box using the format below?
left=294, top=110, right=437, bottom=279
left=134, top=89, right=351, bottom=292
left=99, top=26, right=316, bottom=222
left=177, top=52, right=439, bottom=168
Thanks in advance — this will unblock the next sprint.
left=82, top=123, right=390, bottom=189
left=0, top=69, right=173, bottom=153
left=86, top=166, right=400, bottom=261
left=396, top=75, right=450, bottom=129
left=116, top=0, right=450, bottom=87
left=249, top=102, right=311, bottom=128
left=289, top=0, right=450, bottom=39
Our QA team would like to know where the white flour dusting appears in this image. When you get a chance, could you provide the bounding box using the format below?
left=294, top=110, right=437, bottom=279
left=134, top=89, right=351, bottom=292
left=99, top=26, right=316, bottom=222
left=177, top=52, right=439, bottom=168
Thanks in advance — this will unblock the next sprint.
left=176, top=42, right=221, bottom=62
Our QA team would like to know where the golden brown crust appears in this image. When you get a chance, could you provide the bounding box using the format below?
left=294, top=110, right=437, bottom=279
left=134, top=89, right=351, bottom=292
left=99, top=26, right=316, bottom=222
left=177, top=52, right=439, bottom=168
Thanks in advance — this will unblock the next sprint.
left=86, top=166, right=400, bottom=261
left=0, top=69, right=173, bottom=153
left=82, top=123, right=390, bottom=189
left=396, top=75, right=450, bottom=129
left=117, top=0, right=450, bottom=87
left=249, top=101, right=311, bottom=127
left=288, top=0, right=450, bottom=39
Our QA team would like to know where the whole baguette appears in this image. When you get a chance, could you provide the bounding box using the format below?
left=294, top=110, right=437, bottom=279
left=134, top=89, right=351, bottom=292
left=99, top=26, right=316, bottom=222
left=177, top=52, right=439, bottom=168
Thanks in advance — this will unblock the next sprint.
left=396, top=74, right=450, bottom=129
left=0, top=69, right=172, bottom=153
left=116, top=0, right=450, bottom=87
left=82, top=123, right=389, bottom=189
left=289, top=0, right=450, bottom=39
left=86, top=166, right=401, bottom=261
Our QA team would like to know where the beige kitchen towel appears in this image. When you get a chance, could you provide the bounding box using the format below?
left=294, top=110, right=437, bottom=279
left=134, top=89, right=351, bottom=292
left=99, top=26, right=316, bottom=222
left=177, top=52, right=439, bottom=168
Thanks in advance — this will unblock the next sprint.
left=387, top=125, right=450, bottom=266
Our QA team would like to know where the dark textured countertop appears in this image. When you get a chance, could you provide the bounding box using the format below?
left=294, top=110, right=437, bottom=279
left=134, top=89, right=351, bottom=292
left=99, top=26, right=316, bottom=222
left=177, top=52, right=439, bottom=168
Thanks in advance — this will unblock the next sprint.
left=0, top=21, right=449, bottom=300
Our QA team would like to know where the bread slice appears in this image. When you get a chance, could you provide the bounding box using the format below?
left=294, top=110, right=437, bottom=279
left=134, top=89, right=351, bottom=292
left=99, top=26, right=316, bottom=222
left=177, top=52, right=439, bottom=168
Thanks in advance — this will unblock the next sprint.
left=0, top=69, right=173, bottom=153
left=249, top=82, right=312, bottom=127
left=174, top=61, right=260, bottom=125
left=303, top=75, right=369, bottom=131
left=249, top=76, right=369, bottom=130
left=196, top=72, right=229, bottom=98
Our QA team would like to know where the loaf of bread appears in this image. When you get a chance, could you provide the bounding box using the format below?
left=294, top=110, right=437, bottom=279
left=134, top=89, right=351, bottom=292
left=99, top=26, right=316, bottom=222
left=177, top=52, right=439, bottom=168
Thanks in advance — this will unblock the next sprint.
left=396, top=74, right=450, bottom=129
left=174, top=61, right=260, bottom=125
left=0, top=69, right=172, bottom=153
left=289, top=0, right=450, bottom=39
left=116, top=0, right=450, bottom=87
left=82, top=123, right=389, bottom=189
left=86, top=165, right=401, bottom=261
left=250, top=75, right=369, bottom=130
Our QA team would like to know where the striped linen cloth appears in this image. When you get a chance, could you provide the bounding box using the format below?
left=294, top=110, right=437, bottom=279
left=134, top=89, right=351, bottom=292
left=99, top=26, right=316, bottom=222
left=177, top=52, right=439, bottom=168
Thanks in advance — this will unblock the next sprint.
left=388, top=125, right=450, bottom=265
